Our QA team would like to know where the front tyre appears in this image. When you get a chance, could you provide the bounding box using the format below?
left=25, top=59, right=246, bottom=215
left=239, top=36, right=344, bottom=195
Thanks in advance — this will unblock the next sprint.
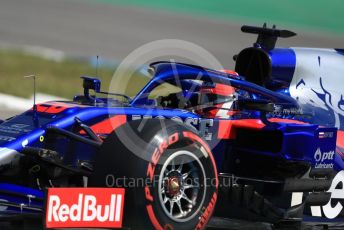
left=90, top=119, right=218, bottom=230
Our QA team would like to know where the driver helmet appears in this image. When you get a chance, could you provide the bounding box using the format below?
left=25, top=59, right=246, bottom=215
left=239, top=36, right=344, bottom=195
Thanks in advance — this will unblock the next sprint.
left=198, top=70, right=239, bottom=118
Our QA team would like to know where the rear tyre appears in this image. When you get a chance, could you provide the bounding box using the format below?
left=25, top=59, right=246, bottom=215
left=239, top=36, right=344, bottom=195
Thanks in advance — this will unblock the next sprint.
left=90, top=119, right=218, bottom=230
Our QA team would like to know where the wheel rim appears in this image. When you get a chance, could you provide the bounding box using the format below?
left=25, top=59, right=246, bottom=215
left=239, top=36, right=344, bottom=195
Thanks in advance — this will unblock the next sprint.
left=158, top=150, right=206, bottom=222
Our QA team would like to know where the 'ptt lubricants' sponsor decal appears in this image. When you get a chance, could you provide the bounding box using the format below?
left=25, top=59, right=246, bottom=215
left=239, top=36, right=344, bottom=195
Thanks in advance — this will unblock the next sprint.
left=314, top=148, right=335, bottom=168
left=45, top=188, right=125, bottom=228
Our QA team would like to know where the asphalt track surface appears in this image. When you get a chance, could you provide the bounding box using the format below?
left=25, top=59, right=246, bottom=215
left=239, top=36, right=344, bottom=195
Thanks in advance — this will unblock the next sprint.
left=1, top=0, right=343, bottom=65
left=1, top=0, right=343, bottom=119
left=0, top=109, right=18, bottom=120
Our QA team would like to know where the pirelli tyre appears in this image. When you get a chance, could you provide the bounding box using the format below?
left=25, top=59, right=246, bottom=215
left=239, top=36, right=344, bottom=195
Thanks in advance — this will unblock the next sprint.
left=90, top=119, right=218, bottom=230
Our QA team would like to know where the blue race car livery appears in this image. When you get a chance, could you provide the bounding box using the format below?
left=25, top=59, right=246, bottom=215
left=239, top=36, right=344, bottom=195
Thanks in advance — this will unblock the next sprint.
left=0, top=25, right=343, bottom=229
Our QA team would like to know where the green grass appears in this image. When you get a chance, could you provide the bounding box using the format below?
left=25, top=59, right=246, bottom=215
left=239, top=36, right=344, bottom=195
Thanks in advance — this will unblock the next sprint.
left=88, top=0, right=344, bottom=36
left=0, top=49, right=149, bottom=99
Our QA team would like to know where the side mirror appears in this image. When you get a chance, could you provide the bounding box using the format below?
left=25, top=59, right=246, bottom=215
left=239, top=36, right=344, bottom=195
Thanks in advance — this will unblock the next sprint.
left=81, top=76, right=101, bottom=99
left=81, top=76, right=101, bottom=93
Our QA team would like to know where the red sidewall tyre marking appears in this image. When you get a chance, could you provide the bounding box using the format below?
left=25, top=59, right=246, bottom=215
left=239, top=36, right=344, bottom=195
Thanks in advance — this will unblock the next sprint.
left=145, top=131, right=218, bottom=230
left=182, top=131, right=218, bottom=188
left=147, top=204, right=164, bottom=230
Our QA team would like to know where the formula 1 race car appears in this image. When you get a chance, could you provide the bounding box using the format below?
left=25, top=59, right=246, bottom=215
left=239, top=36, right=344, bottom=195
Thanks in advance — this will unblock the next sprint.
left=0, top=25, right=342, bottom=230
